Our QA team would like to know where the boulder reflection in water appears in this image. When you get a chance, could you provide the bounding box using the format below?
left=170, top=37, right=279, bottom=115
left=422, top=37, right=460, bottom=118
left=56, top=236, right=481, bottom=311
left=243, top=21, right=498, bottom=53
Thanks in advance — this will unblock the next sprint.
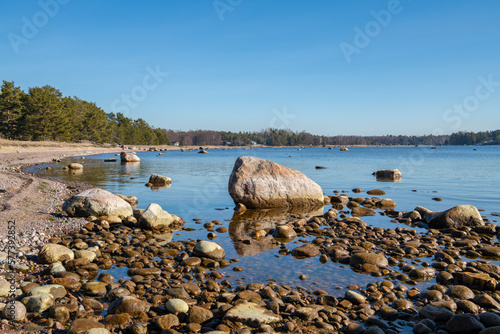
left=229, top=206, right=323, bottom=257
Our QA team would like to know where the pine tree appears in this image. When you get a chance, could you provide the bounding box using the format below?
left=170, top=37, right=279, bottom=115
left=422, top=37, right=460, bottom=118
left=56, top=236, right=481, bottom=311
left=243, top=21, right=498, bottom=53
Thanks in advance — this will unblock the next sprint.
left=0, top=81, right=24, bottom=139
left=21, top=85, right=66, bottom=140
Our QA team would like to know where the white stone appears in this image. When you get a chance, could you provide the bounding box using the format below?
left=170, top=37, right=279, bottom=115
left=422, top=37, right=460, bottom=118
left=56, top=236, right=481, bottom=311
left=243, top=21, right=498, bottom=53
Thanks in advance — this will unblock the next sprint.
left=166, top=298, right=189, bottom=314
left=138, top=203, right=173, bottom=230
left=223, top=302, right=280, bottom=327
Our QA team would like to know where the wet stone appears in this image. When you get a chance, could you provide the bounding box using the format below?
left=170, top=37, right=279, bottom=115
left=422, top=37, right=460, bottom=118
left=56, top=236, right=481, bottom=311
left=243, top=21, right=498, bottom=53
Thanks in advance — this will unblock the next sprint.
left=293, top=306, right=318, bottom=321
left=49, top=304, right=70, bottom=323
left=188, top=305, right=214, bottom=324
left=291, top=243, right=320, bottom=258
left=350, top=252, right=388, bottom=269
left=82, top=298, right=105, bottom=314
left=473, top=294, right=500, bottom=310
left=419, top=305, right=453, bottom=322
left=445, top=314, right=485, bottom=334
left=155, top=314, right=180, bottom=330
left=409, top=267, right=436, bottom=279
left=107, top=296, right=151, bottom=317
left=52, top=278, right=82, bottom=291
left=345, top=290, right=366, bottom=305
left=479, top=312, right=500, bottom=327
left=82, top=282, right=107, bottom=297
left=453, top=272, right=497, bottom=291
left=68, top=318, right=105, bottom=334
left=456, top=300, right=480, bottom=314
left=344, top=322, right=366, bottom=334
left=446, top=285, right=475, bottom=300
left=419, top=289, right=443, bottom=301
left=104, top=313, right=132, bottom=327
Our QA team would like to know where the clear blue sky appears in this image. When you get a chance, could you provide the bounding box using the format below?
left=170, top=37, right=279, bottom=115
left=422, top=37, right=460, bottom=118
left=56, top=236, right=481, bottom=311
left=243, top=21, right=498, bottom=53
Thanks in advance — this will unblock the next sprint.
left=1, top=0, right=499, bottom=136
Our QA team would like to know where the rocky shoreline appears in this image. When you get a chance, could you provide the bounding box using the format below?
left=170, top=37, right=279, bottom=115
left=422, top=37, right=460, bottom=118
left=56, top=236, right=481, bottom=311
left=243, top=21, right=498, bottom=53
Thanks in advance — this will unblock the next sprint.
left=0, top=155, right=500, bottom=333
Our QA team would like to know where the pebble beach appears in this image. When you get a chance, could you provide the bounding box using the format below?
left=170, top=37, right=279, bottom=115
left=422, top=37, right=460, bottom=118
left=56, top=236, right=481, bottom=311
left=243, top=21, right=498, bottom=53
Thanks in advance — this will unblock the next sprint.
left=0, top=144, right=500, bottom=334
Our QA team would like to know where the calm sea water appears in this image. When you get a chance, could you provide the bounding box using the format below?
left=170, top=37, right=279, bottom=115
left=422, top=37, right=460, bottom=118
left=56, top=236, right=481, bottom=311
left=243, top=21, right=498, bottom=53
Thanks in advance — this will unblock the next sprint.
left=30, top=146, right=500, bottom=296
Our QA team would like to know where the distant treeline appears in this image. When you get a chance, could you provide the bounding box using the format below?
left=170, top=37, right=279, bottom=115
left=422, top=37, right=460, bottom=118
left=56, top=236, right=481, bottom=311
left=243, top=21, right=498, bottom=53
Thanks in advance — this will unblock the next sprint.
left=165, top=129, right=451, bottom=146
left=1, top=80, right=498, bottom=147
left=0, top=81, right=169, bottom=145
left=164, top=128, right=499, bottom=147
left=448, top=130, right=500, bottom=146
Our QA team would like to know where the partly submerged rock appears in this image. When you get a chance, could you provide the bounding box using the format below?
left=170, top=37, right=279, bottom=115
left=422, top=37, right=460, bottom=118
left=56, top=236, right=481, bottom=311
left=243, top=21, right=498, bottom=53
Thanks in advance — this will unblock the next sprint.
left=68, top=163, right=83, bottom=170
left=349, top=252, right=388, bottom=269
left=148, top=174, right=172, bottom=186
left=193, top=240, right=225, bottom=259
left=291, top=244, right=320, bottom=259
left=376, top=198, right=397, bottom=208
left=424, top=205, right=484, bottom=229
left=138, top=203, right=173, bottom=230
left=62, top=188, right=133, bottom=218
left=120, top=152, right=140, bottom=162
left=375, top=169, right=402, bottom=181
left=272, top=224, right=297, bottom=240
left=228, top=156, right=324, bottom=209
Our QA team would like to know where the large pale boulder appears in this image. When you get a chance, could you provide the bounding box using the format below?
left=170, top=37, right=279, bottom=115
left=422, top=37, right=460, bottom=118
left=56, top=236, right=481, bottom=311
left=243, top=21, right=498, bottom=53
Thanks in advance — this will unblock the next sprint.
left=424, top=205, right=484, bottom=229
left=62, top=188, right=133, bottom=218
left=228, top=156, right=324, bottom=209
left=138, top=203, right=173, bottom=229
left=120, top=152, right=140, bottom=162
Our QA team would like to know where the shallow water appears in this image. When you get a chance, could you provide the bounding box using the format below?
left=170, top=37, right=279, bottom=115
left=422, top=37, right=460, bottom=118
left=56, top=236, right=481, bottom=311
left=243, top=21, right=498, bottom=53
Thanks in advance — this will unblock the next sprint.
left=30, top=146, right=500, bottom=296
